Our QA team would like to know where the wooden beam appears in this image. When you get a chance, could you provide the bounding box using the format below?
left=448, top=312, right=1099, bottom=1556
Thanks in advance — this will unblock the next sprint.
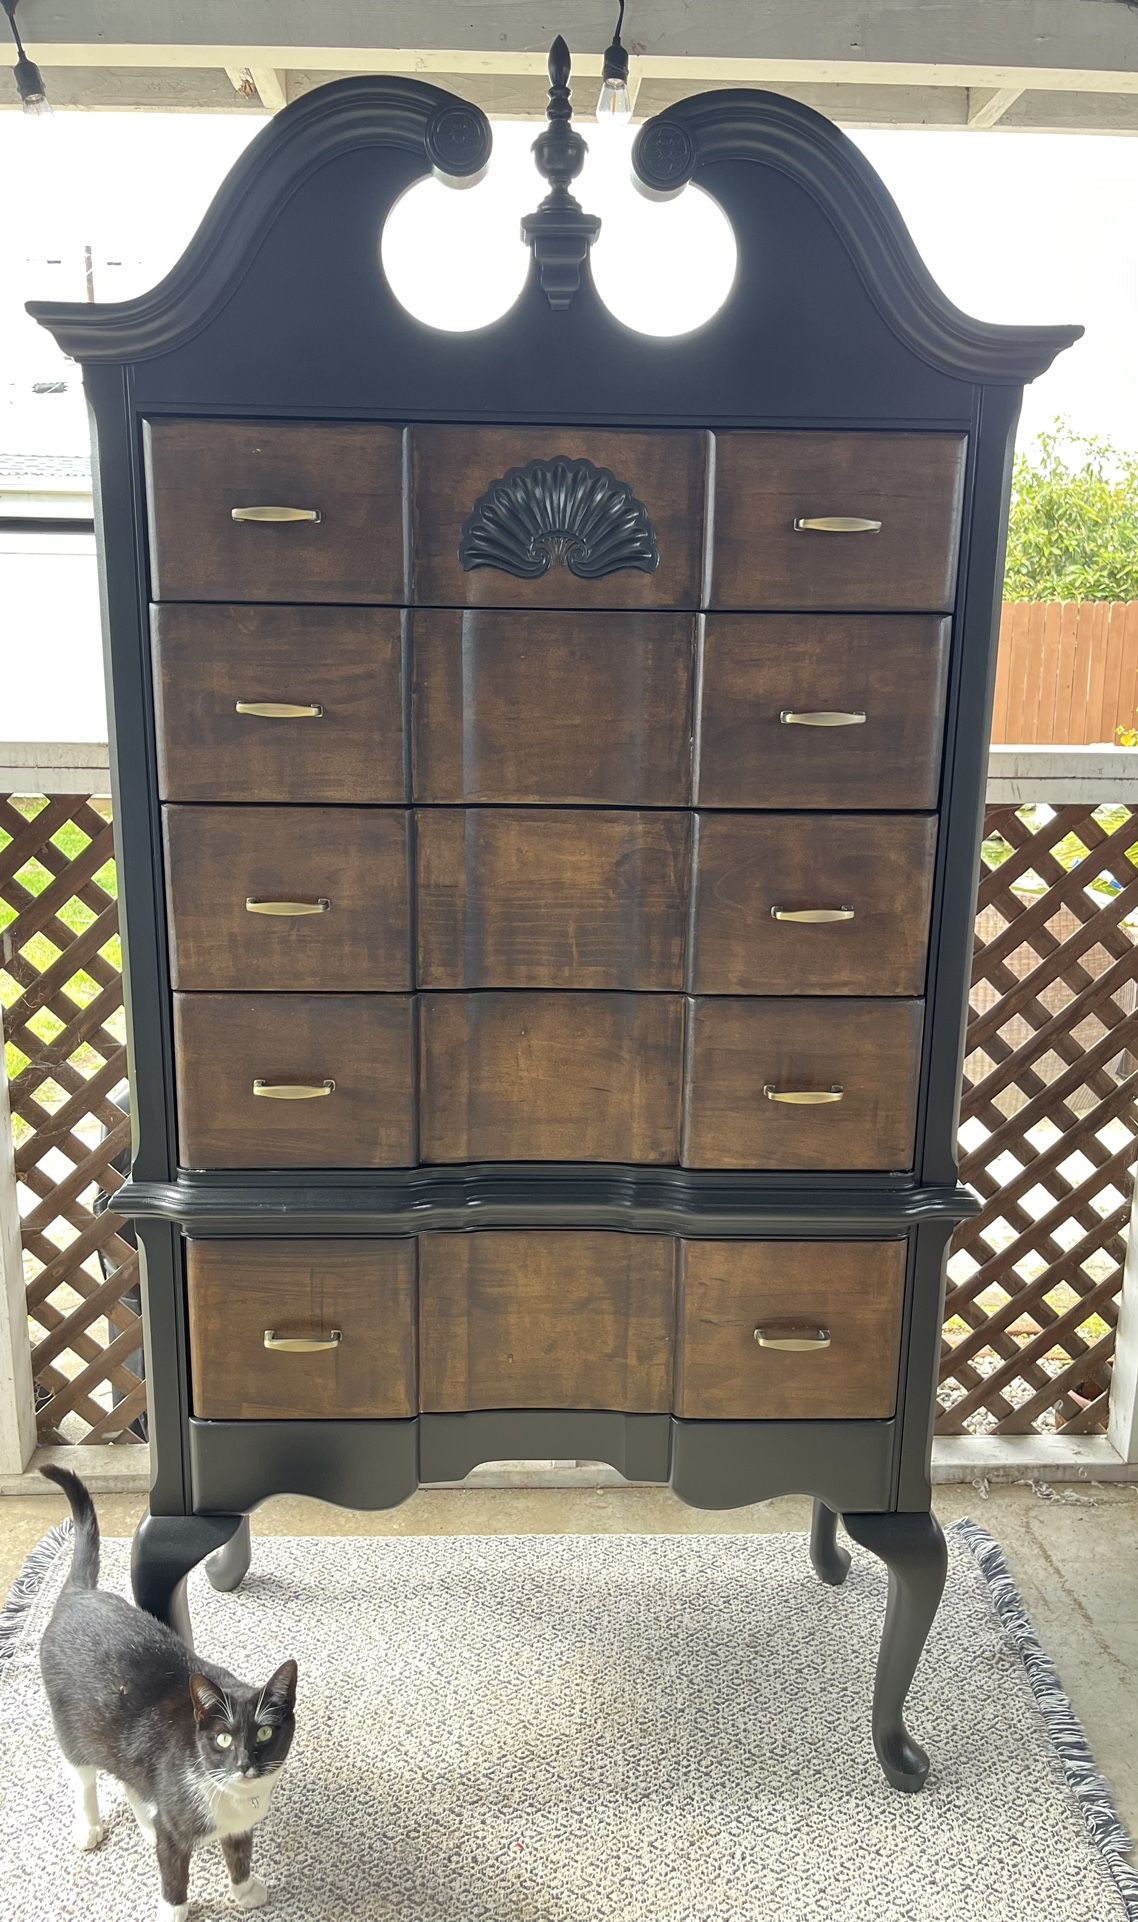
left=0, top=1012, right=36, bottom=1477
left=967, top=85, right=1025, bottom=129
left=248, top=66, right=288, bottom=113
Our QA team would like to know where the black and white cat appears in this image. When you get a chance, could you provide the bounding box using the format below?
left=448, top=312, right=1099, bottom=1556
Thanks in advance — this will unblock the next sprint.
left=38, top=1465, right=297, bottom=1921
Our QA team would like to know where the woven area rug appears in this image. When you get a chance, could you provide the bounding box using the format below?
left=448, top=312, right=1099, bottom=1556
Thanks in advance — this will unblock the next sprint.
left=1, top=1520, right=1135, bottom=1922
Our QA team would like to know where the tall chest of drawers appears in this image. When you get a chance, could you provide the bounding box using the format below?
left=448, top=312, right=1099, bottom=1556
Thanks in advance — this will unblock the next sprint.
left=33, top=62, right=1077, bottom=1791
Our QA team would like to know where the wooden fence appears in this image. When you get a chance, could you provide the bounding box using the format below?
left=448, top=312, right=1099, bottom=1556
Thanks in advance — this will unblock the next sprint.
left=992, top=602, right=1138, bottom=746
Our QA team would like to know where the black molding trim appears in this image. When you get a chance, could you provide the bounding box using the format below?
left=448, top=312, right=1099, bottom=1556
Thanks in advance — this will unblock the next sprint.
left=117, top=1167, right=980, bottom=1237
left=632, top=91, right=1082, bottom=384
left=27, top=77, right=492, bottom=362
left=188, top=1411, right=892, bottom=1514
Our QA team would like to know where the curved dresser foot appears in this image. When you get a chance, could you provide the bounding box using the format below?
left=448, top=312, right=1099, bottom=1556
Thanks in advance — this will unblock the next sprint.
left=809, top=1500, right=851, bottom=1586
left=205, top=1514, right=252, bottom=1593
left=841, top=1509, right=948, bottom=1792
left=131, top=1511, right=248, bottom=1648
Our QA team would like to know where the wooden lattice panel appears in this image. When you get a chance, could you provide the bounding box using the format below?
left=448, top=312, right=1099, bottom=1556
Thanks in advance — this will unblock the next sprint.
left=3, top=790, right=1136, bottom=1444
left=941, top=802, right=1138, bottom=1435
left=0, top=795, right=145, bottom=1444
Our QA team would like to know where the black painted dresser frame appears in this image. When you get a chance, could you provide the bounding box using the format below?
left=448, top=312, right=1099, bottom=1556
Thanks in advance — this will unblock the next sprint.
left=32, top=73, right=1078, bottom=1793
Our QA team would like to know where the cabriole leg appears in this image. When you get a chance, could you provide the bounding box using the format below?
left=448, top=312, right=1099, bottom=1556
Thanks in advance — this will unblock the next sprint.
left=205, top=1514, right=252, bottom=1593
left=841, top=1509, right=948, bottom=1793
left=131, top=1510, right=247, bottom=1647
left=809, top=1500, right=851, bottom=1586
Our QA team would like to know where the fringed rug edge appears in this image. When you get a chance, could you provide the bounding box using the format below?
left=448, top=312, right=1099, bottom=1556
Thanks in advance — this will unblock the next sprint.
left=954, top=1516, right=1138, bottom=1921
left=0, top=1520, right=71, bottom=1666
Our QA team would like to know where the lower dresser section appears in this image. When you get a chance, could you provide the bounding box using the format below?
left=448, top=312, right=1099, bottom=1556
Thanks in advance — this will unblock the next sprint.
left=186, top=1231, right=907, bottom=1423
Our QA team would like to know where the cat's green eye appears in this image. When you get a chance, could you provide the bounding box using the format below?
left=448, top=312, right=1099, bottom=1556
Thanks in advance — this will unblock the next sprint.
left=215, top=1731, right=233, bottom=1749
left=256, top=1725, right=274, bottom=1744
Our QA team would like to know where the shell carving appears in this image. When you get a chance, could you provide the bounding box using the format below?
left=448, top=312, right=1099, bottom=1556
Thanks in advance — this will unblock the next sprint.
left=459, top=456, right=660, bottom=580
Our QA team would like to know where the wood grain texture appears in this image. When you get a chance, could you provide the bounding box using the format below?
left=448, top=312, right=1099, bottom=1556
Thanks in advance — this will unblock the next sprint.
left=675, top=1239, right=906, bottom=1419
left=410, top=426, right=708, bottom=608
left=419, top=1230, right=675, bottom=1412
left=173, top=993, right=415, bottom=1169
left=709, top=432, right=966, bottom=611
left=412, top=609, right=696, bottom=805
left=152, top=604, right=405, bottom=804
left=163, top=805, right=411, bottom=992
left=683, top=997, right=923, bottom=1170
left=697, top=615, right=951, bottom=808
left=420, top=991, right=684, bottom=1164
left=690, top=813, right=937, bottom=995
left=416, top=808, right=691, bottom=990
left=144, top=419, right=406, bottom=603
left=187, top=1238, right=416, bottom=1420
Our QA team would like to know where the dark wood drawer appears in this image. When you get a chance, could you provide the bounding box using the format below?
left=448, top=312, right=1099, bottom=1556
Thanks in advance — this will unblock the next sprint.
left=173, top=994, right=415, bottom=1169
left=163, top=805, right=411, bottom=992
left=416, top=808, right=691, bottom=990
left=697, top=615, right=950, bottom=809
left=419, top=1231, right=675, bottom=1412
left=420, top=991, right=684, bottom=1163
left=676, top=1239, right=905, bottom=1418
left=152, top=606, right=404, bottom=804
left=409, top=427, right=707, bottom=608
left=187, top=1239, right=416, bottom=1420
left=709, top=432, right=966, bottom=611
left=144, top=420, right=405, bottom=603
left=684, top=997, right=923, bottom=1169
left=690, top=813, right=936, bottom=995
left=412, top=609, right=695, bottom=805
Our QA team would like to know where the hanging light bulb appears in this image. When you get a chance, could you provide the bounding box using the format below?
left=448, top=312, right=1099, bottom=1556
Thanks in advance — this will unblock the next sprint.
left=596, top=0, right=632, bottom=124
left=1, top=0, right=52, bottom=115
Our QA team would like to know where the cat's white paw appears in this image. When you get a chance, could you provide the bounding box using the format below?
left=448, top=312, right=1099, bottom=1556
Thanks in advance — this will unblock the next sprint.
left=156, top=1904, right=189, bottom=1922
left=72, top=1817, right=104, bottom=1851
left=231, top=1875, right=269, bottom=1910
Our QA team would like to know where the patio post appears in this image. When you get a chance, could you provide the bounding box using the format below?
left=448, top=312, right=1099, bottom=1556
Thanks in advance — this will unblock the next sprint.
left=0, top=1007, right=37, bottom=1474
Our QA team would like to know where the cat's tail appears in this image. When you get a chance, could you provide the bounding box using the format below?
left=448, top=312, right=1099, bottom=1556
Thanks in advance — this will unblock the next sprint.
left=39, top=1465, right=100, bottom=1589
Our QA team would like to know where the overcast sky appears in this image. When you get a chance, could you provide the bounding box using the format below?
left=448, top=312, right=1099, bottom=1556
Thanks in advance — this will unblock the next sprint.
left=0, top=110, right=1135, bottom=455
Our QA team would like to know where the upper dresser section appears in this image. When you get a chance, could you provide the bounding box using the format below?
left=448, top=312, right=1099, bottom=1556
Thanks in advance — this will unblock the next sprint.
left=144, top=421, right=966, bottom=613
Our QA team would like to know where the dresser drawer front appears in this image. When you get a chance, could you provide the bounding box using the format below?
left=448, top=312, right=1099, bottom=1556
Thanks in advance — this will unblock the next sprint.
left=419, top=1230, right=675, bottom=1412
left=676, top=1239, right=905, bottom=1418
left=697, top=615, right=950, bottom=809
left=187, top=1239, right=416, bottom=1420
left=410, top=427, right=707, bottom=608
left=684, top=997, right=923, bottom=1170
left=417, top=808, right=691, bottom=990
left=152, top=605, right=405, bottom=804
left=144, top=420, right=405, bottom=603
left=412, top=609, right=695, bottom=805
left=174, top=993, right=415, bottom=1169
left=163, top=806, right=411, bottom=992
left=691, top=813, right=936, bottom=996
left=710, top=432, right=966, bottom=611
left=420, top=991, right=683, bottom=1163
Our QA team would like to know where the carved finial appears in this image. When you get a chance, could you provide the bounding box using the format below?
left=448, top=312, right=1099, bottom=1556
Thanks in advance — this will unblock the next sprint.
left=521, top=36, right=601, bottom=310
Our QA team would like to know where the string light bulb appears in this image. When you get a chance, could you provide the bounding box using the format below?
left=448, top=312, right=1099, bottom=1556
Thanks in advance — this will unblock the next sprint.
left=1, top=0, right=52, bottom=115
left=596, top=0, right=632, bottom=124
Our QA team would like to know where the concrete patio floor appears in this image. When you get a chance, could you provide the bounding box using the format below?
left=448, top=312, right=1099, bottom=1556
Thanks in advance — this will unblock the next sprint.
left=3, top=1478, right=1136, bottom=1834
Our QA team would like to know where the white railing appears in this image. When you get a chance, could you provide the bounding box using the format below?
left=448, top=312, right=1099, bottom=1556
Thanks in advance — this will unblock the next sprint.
left=2, top=741, right=1136, bottom=1491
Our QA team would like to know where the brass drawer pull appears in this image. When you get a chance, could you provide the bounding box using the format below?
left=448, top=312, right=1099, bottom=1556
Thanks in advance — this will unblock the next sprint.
left=780, top=709, right=867, bottom=728
left=235, top=700, right=324, bottom=719
left=771, top=906, right=855, bottom=924
left=252, top=1078, right=335, bottom=1100
left=231, top=506, right=322, bottom=523
left=245, top=896, right=330, bottom=916
left=793, top=516, right=882, bottom=534
left=764, top=1085, right=845, bottom=1104
left=263, top=1329, right=342, bottom=1353
left=754, top=1325, right=832, bottom=1351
